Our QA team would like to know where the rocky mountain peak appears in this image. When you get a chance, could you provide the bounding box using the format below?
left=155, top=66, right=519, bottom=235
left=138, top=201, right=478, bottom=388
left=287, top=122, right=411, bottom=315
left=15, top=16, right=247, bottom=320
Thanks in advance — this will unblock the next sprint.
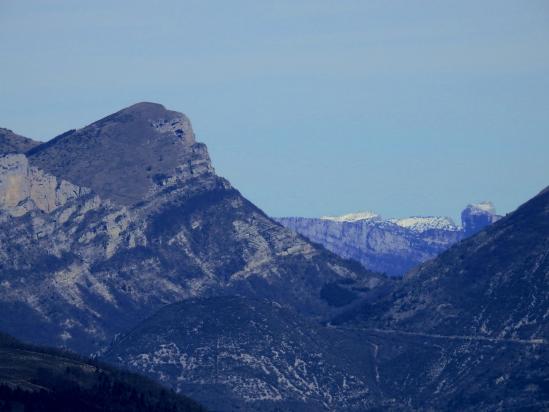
left=121, top=101, right=178, bottom=114
left=107, top=102, right=196, bottom=145
left=26, top=103, right=212, bottom=205
left=461, top=201, right=501, bottom=236
left=0, top=104, right=382, bottom=354
left=467, top=201, right=496, bottom=214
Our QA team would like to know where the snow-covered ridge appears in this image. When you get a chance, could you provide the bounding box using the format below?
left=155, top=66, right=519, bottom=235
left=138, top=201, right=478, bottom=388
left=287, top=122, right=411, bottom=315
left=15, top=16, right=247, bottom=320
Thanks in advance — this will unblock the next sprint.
left=277, top=201, right=499, bottom=276
left=321, top=211, right=380, bottom=222
left=390, top=216, right=459, bottom=233
left=319, top=210, right=457, bottom=232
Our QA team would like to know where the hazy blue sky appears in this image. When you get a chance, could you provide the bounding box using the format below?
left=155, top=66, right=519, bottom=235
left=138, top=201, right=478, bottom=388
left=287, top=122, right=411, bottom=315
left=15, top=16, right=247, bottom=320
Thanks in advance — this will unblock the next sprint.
left=1, top=1, right=548, bottom=221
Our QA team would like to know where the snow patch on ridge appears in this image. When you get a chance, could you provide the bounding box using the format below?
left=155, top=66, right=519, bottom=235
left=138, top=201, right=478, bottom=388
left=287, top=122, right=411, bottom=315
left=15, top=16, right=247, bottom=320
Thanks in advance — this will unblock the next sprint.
left=321, top=211, right=380, bottom=222
left=318, top=210, right=458, bottom=233
left=391, top=216, right=459, bottom=233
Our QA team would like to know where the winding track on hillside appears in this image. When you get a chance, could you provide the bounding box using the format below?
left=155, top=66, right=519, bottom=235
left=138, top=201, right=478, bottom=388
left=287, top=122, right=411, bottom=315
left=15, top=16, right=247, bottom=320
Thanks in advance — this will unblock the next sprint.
left=334, top=326, right=548, bottom=345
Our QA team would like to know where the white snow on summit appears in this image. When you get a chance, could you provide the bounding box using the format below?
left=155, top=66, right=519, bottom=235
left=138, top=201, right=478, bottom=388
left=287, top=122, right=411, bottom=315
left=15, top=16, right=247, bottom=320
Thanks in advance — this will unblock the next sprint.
left=321, top=211, right=380, bottom=222
left=319, top=211, right=458, bottom=232
left=317, top=203, right=497, bottom=233
left=468, top=201, right=496, bottom=214
left=390, top=216, right=459, bottom=233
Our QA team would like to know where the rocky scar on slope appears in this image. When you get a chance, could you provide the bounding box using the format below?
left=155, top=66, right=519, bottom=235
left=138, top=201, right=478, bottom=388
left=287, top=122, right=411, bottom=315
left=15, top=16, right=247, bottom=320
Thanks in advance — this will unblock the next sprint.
left=103, top=296, right=390, bottom=412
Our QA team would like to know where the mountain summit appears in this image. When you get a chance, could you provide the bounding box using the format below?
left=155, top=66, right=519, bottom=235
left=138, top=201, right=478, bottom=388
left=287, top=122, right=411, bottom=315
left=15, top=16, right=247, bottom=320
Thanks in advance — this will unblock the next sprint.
left=27, top=102, right=210, bottom=205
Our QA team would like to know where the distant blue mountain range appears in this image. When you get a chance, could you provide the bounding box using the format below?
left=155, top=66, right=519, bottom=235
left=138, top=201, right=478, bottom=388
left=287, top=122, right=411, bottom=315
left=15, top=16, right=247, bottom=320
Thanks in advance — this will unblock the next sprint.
left=276, top=202, right=501, bottom=276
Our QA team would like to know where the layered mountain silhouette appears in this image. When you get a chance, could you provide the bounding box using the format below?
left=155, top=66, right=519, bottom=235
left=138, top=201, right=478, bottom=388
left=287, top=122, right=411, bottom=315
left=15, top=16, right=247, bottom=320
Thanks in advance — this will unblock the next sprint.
left=105, top=187, right=549, bottom=411
left=0, top=103, right=547, bottom=411
left=277, top=203, right=501, bottom=277
left=334, top=186, right=549, bottom=341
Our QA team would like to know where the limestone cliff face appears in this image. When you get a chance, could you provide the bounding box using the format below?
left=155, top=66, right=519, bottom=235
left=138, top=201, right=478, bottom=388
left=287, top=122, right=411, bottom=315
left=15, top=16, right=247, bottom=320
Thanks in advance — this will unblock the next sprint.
left=0, top=154, right=89, bottom=216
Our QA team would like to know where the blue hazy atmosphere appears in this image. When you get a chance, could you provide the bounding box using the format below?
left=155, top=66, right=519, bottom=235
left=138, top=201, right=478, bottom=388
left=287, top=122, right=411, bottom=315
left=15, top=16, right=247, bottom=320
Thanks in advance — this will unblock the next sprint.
left=1, top=1, right=548, bottom=222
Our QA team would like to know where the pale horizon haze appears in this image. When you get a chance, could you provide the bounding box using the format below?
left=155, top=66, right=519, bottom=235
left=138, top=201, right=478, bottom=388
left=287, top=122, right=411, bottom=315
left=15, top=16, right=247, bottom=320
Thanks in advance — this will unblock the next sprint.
left=1, top=0, right=548, bottom=222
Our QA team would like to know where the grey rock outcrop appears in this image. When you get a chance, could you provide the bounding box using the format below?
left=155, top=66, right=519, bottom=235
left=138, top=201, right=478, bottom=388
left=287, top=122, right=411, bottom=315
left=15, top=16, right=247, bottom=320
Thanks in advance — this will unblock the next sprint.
left=461, top=201, right=502, bottom=236
left=277, top=215, right=462, bottom=276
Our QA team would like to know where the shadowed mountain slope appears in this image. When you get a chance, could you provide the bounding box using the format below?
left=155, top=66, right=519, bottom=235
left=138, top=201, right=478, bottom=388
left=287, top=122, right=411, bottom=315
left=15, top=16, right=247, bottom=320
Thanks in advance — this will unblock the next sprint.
left=102, top=296, right=388, bottom=412
left=103, top=293, right=549, bottom=411
left=334, top=186, right=549, bottom=342
left=0, top=332, right=205, bottom=411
